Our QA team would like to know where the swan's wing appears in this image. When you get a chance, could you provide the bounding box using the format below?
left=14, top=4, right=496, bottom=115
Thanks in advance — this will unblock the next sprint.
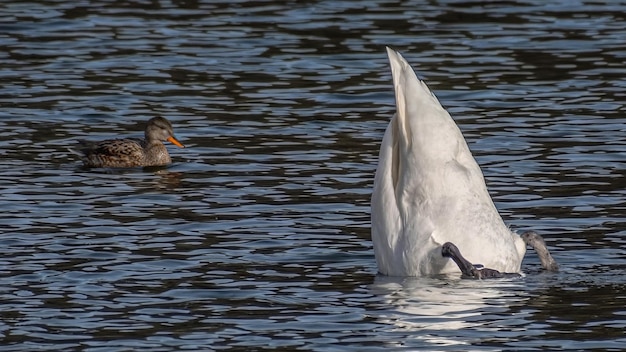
left=371, top=112, right=447, bottom=276
left=372, top=114, right=408, bottom=274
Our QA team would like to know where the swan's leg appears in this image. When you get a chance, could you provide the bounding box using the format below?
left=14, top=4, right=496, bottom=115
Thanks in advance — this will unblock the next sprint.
left=521, top=231, right=559, bottom=271
left=441, top=242, right=476, bottom=276
left=441, top=242, right=521, bottom=279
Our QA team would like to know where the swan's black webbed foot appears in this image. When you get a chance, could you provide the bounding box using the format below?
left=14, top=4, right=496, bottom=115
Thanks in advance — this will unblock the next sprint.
left=521, top=231, right=559, bottom=272
left=441, top=242, right=522, bottom=279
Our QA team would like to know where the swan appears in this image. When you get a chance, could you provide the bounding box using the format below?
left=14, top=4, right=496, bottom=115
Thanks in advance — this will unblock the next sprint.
left=371, top=47, right=557, bottom=277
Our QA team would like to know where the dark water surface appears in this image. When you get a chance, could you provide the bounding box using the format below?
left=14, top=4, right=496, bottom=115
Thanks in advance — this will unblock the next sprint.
left=1, top=0, right=625, bottom=350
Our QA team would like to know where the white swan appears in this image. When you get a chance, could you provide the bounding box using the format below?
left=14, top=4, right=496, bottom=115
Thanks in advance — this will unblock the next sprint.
left=372, top=48, right=557, bottom=277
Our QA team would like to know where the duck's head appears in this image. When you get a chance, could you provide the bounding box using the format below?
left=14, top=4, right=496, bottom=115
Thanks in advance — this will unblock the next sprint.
left=145, top=116, right=185, bottom=148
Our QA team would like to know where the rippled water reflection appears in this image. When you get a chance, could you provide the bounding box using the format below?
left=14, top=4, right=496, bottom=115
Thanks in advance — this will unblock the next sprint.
left=1, top=0, right=625, bottom=350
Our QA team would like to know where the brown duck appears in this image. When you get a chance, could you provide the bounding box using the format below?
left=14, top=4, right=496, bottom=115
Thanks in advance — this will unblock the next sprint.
left=78, top=116, right=185, bottom=168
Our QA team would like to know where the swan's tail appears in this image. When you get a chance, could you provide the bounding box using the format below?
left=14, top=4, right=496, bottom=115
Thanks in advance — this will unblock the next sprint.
left=386, top=48, right=451, bottom=153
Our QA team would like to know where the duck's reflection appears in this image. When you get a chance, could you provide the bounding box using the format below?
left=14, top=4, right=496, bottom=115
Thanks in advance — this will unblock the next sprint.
left=151, top=168, right=184, bottom=190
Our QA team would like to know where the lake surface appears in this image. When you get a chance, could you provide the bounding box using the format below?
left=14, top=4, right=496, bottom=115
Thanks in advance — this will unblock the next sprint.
left=1, top=0, right=625, bottom=350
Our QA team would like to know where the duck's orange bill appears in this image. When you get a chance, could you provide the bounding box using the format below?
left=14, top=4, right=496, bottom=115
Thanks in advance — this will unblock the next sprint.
left=167, top=136, right=185, bottom=148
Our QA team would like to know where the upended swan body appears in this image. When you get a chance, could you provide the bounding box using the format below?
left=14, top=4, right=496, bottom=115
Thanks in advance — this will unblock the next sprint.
left=372, top=48, right=556, bottom=277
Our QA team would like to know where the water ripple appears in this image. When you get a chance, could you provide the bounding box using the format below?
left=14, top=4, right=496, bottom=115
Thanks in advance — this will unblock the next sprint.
left=0, top=0, right=624, bottom=350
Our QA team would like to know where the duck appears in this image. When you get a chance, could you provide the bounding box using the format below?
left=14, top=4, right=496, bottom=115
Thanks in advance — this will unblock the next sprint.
left=371, top=47, right=558, bottom=277
left=77, top=116, right=185, bottom=168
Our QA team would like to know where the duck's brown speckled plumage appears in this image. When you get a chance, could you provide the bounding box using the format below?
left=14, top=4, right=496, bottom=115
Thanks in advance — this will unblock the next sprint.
left=79, top=116, right=184, bottom=168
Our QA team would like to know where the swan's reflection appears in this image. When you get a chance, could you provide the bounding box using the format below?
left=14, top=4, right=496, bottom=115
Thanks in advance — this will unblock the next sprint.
left=369, top=275, right=528, bottom=348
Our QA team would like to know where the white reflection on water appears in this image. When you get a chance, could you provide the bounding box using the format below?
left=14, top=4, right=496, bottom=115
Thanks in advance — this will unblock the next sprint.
left=370, top=275, right=534, bottom=349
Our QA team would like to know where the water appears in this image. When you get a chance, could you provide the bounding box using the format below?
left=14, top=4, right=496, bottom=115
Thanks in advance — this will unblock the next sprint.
left=1, top=0, right=625, bottom=350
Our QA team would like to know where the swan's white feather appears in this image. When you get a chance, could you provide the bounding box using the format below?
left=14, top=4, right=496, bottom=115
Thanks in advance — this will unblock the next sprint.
left=371, top=48, right=526, bottom=276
